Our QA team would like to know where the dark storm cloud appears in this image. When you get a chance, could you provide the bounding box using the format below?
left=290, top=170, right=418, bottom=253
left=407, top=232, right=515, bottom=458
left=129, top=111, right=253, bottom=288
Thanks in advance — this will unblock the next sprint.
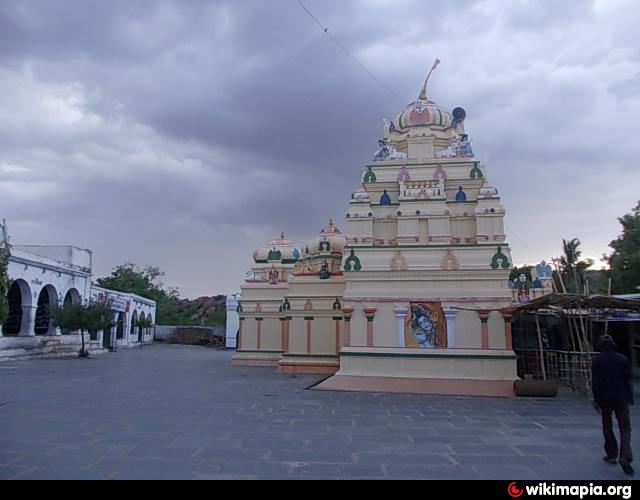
left=1, top=0, right=639, bottom=297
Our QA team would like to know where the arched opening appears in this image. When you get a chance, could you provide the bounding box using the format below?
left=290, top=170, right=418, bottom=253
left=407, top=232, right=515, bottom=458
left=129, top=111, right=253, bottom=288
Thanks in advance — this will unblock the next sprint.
left=130, top=310, right=138, bottom=342
left=63, top=288, right=81, bottom=307
left=116, top=312, right=125, bottom=340
left=34, top=285, right=57, bottom=336
left=61, top=288, right=82, bottom=335
left=2, top=280, right=31, bottom=336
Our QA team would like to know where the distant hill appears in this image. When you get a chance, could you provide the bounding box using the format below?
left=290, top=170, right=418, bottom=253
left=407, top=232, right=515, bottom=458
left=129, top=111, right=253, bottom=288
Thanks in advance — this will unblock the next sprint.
left=174, top=295, right=227, bottom=326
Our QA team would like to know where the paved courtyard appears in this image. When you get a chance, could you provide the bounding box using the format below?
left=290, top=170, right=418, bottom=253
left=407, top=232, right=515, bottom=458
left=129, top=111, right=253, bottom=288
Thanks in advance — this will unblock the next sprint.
left=0, top=343, right=638, bottom=480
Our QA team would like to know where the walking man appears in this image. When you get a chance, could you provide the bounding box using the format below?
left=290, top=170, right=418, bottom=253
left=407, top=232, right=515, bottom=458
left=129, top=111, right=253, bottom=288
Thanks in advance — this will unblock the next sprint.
left=592, top=334, right=634, bottom=475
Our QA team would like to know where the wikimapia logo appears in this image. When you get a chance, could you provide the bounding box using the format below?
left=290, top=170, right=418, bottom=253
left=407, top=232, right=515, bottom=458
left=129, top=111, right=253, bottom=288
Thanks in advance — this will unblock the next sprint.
left=507, top=482, right=632, bottom=500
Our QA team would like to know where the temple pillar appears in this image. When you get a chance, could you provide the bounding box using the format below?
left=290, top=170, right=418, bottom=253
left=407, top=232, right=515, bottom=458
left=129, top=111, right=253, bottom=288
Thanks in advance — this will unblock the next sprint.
left=478, top=310, right=490, bottom=349
left=304, top=316, right=314, bottom=354
left=393, top=307, right=408, bottom=347
left=363, top=308, right=377, bottom=347
left=503, top=312, right=513, bottom=350
left=280, top=318, right=286, bottom=351
left=255, top=317, right=263, bottom=350
left=444, top=308, right=457, bottom=348
left=333, top=315, right=342, bottom=354
left=342, top=308, right=353, bottom=347
left=285, top=317, right=291, bottom=353
left=238, top=318, right=245, bottom=350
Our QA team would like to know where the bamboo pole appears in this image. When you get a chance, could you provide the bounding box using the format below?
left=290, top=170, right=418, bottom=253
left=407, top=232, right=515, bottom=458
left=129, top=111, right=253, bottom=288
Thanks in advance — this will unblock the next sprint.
left=569, top=311, right=583, bottom=353
left=577, top=306, right=590, bottom=351
left=604, top=278, right=612, bottom=337
left=535, top=313, right=547, bottom=380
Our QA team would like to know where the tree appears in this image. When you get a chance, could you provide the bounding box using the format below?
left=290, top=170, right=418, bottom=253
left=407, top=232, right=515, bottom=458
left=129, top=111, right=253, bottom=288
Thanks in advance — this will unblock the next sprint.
left=0, top=220, right=10, bottom=326
left=85, top=303, right=116, bottom=346
left=50, top=303, right=89, bottom=357
left=136, top=316, right=154, bottom=339
left=95, top=263, right=226, bottom=326
left=559, top=238, right=593, bottom=294
left=50, top=301, right=115, bottom=357
left=607, top=201, right=640, bottom=294
left=95, top=263, right=180, bottom=325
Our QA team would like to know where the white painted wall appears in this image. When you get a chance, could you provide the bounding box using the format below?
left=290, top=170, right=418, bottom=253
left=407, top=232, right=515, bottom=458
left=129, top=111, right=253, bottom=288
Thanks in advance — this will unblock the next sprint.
left=1, top=245, right=156, bottom=359
left=226, top=293, right=240, bottom=348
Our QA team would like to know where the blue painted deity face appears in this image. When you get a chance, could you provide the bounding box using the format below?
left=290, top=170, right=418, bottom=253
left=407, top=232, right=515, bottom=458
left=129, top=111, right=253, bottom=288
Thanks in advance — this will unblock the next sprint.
left=412, top=311, right=436, bottom=348
left=417, top=314, right=434, bottom=334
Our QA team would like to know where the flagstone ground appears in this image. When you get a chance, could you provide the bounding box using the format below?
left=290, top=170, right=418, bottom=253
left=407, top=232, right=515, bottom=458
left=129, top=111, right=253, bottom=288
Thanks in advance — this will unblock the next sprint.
left=0, top=344, right=637, bottom=480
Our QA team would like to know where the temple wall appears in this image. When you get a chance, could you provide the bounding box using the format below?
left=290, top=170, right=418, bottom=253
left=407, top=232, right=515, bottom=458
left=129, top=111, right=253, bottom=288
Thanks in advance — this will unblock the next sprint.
left=288, top=317, right=308, bottom=354
left=372, top=303, right=398, bottom=348
left=310, top=317, right=336, bottom=355
left=261, top=317, right=281, bottom=351
left=241, top=320, right=258, bottom=350
left=350, top=307, right=368, bottom=347
left=488, top=311, right=506, bottom=349
left=454, top=310, right=482, bottom=349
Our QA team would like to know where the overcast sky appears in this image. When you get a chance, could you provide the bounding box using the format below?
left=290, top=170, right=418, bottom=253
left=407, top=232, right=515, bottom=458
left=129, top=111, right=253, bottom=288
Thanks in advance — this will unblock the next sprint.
left=1, top=0, right=638, bottom=298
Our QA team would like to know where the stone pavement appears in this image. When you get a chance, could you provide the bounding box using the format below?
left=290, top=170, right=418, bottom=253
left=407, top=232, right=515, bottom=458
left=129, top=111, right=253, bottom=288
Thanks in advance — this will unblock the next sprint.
left=0, top=344, right=638, bottom=480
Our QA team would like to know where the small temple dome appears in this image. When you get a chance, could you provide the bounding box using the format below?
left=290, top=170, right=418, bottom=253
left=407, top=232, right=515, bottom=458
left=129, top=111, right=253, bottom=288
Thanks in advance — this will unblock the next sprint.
left=302, top=219, right=346, bottom=257
left=396, top=98, right=453, bottom=130
left=253, top=232, right=300, bottom=263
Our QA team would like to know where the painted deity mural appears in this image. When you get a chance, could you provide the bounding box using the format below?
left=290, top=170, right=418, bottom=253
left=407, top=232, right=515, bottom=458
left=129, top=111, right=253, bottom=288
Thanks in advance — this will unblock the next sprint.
left=404, top=303, right=448, bottom=349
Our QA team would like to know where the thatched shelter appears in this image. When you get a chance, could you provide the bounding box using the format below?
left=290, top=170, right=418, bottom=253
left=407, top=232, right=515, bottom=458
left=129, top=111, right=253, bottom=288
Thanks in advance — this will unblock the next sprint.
left=503, top=293, right=640, bottom=315
left=502, top=293, right=640, bottom=394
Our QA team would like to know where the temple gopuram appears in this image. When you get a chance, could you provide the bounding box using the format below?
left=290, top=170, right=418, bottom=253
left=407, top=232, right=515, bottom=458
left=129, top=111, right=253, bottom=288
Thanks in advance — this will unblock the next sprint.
left=232, top=67, right=552, bottom=396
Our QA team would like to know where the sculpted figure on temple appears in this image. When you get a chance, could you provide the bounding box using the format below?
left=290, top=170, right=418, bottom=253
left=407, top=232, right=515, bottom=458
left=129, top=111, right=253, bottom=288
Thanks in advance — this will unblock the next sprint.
left=319, top=261, right=331, bottom=280
left=268, top=266, right=279, bottom=285
left=435, top=141, right=458, bottom=158
left=458, top=135, right=474, bottom=157
left=373, top=139, right=408, bottom=162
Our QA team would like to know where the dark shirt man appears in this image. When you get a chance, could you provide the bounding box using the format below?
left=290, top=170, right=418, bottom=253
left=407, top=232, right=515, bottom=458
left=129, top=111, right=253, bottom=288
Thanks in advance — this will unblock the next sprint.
left=592, top=335, right=634, bottom=475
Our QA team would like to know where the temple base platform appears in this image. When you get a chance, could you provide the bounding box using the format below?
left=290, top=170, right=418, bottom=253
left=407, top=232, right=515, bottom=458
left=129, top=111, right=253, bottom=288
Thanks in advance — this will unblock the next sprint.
left=231, top=350, right=282, bottom=367
left=314, top=347, right=517, bottom=397
left=277, top=354, right=340, bottom=375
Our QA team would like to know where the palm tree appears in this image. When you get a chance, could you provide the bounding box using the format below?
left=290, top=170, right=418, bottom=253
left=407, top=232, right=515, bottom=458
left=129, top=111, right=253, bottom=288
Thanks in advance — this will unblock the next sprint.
left=559, top=238, right=593, bottom=294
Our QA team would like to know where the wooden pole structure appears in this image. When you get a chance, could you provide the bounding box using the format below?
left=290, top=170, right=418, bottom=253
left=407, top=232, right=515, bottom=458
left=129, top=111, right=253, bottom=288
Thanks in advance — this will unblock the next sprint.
left=535, top=313, right=547, bottom=380
left=604, top=278, right=612, bottom=337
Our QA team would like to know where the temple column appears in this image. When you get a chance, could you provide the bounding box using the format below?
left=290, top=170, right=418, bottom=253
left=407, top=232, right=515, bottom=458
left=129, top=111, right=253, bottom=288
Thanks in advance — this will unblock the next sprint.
left=304, top=316, right=314, bottom=354
left=478, top=310, right=490, bottom=349
left=444, top=308, right=457, bottom=348
left=333, top=315, right=342, bottom=354
left=280, top=318, right=286, bottom=351
left=342, top=308, right=354, bottom=347
left=394, top=307, right=407, bottom=347
left=255, top=317, right=263, bottom=350
left=238, top=318, right=245, bottom=350
left=363, top=308, right=377, bottom=347
left=285, top=317, right=291, bottom=353
left=503, top=312, right=513, bottom=350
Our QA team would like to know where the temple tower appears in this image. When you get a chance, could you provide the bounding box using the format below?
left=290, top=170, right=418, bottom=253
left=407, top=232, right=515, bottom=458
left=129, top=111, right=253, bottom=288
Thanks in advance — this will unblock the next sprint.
left=317, top=72, right=518, bottom=396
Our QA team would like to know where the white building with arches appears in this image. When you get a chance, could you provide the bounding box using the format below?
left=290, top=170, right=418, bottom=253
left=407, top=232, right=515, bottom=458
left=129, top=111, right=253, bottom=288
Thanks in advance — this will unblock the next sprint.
left=1, top=244, right=156, bottom=361
left=90, top=286, right=156, bottom=351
